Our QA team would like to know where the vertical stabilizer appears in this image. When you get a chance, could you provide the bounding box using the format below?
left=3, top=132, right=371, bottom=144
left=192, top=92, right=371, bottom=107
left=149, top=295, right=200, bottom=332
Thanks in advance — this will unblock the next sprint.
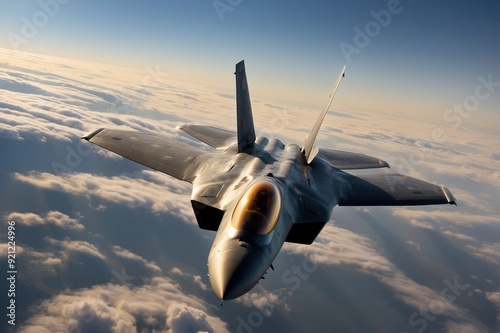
left=235, top=60, right=256, bottom=152
left=301, top=65, right=346, bottom=164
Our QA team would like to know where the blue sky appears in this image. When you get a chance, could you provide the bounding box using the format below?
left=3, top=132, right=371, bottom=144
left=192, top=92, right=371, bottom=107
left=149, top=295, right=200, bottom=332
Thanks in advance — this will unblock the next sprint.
left=1, top=2, right=500, bottom=331
left=1, top=0, right=499, bottom=123
left=1, top=47, right=499, bottom=333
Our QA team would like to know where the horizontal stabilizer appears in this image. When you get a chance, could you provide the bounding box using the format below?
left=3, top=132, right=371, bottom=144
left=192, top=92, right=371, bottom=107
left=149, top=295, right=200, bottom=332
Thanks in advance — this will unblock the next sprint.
left=178, top=124, right=236, bottom=149
left=318, top=149, right=389, bottom=170
left=339, top=173, right=457, bottom=206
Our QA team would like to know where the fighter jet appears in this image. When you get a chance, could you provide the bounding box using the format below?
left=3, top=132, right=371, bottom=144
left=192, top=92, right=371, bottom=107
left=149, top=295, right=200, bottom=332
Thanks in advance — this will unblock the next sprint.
left=82, top=60, right=456, bottom=301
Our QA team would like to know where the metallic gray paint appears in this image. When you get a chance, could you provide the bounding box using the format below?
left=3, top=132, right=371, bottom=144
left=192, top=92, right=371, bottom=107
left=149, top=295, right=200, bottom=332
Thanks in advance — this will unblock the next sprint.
left=82, top=60, right=456, bottom=300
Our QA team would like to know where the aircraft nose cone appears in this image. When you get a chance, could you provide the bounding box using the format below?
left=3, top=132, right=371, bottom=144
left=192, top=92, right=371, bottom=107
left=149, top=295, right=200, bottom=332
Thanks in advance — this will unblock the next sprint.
left=208, top=245, right=263, bottom=300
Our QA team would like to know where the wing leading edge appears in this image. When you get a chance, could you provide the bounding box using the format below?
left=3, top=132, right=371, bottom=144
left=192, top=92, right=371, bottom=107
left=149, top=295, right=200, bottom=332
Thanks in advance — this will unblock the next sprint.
left=82, top=128, right=212, bottom=183
left=339, top=172, right=457, bottom=206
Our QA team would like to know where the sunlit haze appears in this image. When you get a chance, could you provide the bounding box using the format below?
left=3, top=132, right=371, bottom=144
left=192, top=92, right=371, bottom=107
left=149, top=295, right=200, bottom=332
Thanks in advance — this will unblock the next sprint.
left=0, top=1, right=499, bottom=332
left=1, top=1, right=498, bottom=125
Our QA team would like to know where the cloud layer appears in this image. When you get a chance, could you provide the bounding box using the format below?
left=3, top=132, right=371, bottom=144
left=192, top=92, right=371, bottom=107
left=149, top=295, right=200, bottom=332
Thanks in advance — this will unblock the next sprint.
left=19, top=277, right=228, bottom=333
left=1, top=48, right=498, bottom=332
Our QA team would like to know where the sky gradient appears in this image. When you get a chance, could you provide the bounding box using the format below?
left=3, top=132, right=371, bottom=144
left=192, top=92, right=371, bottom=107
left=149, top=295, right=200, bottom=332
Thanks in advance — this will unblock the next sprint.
left=0, top=1, right=499, bottom=332
left=0, top=47, right=498, bottom=332
left=1, top=0, right=499, bottom=124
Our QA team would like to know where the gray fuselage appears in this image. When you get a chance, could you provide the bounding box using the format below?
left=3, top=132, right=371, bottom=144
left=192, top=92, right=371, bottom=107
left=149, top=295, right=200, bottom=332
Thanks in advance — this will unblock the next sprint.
left=191, top=136, right=342, bottom=299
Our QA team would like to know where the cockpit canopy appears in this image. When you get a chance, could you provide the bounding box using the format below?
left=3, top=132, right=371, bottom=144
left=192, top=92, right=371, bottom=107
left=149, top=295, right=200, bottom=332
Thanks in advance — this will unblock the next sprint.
left=231, top=180, right=281, bottom=235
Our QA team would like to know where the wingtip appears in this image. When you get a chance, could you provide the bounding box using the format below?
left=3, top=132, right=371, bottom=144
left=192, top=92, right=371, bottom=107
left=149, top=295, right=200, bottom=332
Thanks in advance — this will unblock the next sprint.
left=176, top=124, right=187, bottom=130
left=441, top=186, right=457, bottom=206
left=380, top=159, right=390, bottom=168
left=81, top=128, right=104, bottom=141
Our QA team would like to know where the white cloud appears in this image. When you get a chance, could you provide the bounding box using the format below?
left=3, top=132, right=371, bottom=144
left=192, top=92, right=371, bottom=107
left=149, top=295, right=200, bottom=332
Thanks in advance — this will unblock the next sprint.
left=485, top=291, right=500, bottom=307
left=285, top=223, right=481, bottom=327
left=166, top=303, right=220, bottom=333
left=112, top=245, right=161, bottom=273
left=5, top=212, right=44, bottom=226
left=236, top=286, right=290, bottom=316
left=441, top=230, right=477, bottom=242
left=170, top=267, right=209, bottom=291
left=14, top=170, right=194, bottom=223
left=393, top=209, right=500, bottom=228
left=410, top=218, right=435, bottom=230
left=0, top=47, right=240, bottom=148
left=46, top=237, right=106, bottom=261
left=7, top=245, right=66, bottom=292
left=28, top=248, right=65, bottom=269
left=0, top=243, right=24, bottom=258
left=2, top=48, right=499, bottom=332
left=18, top=277, right=229, bottom=333
left=405, top=240, right=421, bottom=251
left=285, top=223, right=394, bottom=275
left=451, top=188, right=496, bottom=214
left=465, top=243, right=500, bottom=265
left=6, top=211, right=84, bottom=230
left=443, top=320, right=489, bottom=333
